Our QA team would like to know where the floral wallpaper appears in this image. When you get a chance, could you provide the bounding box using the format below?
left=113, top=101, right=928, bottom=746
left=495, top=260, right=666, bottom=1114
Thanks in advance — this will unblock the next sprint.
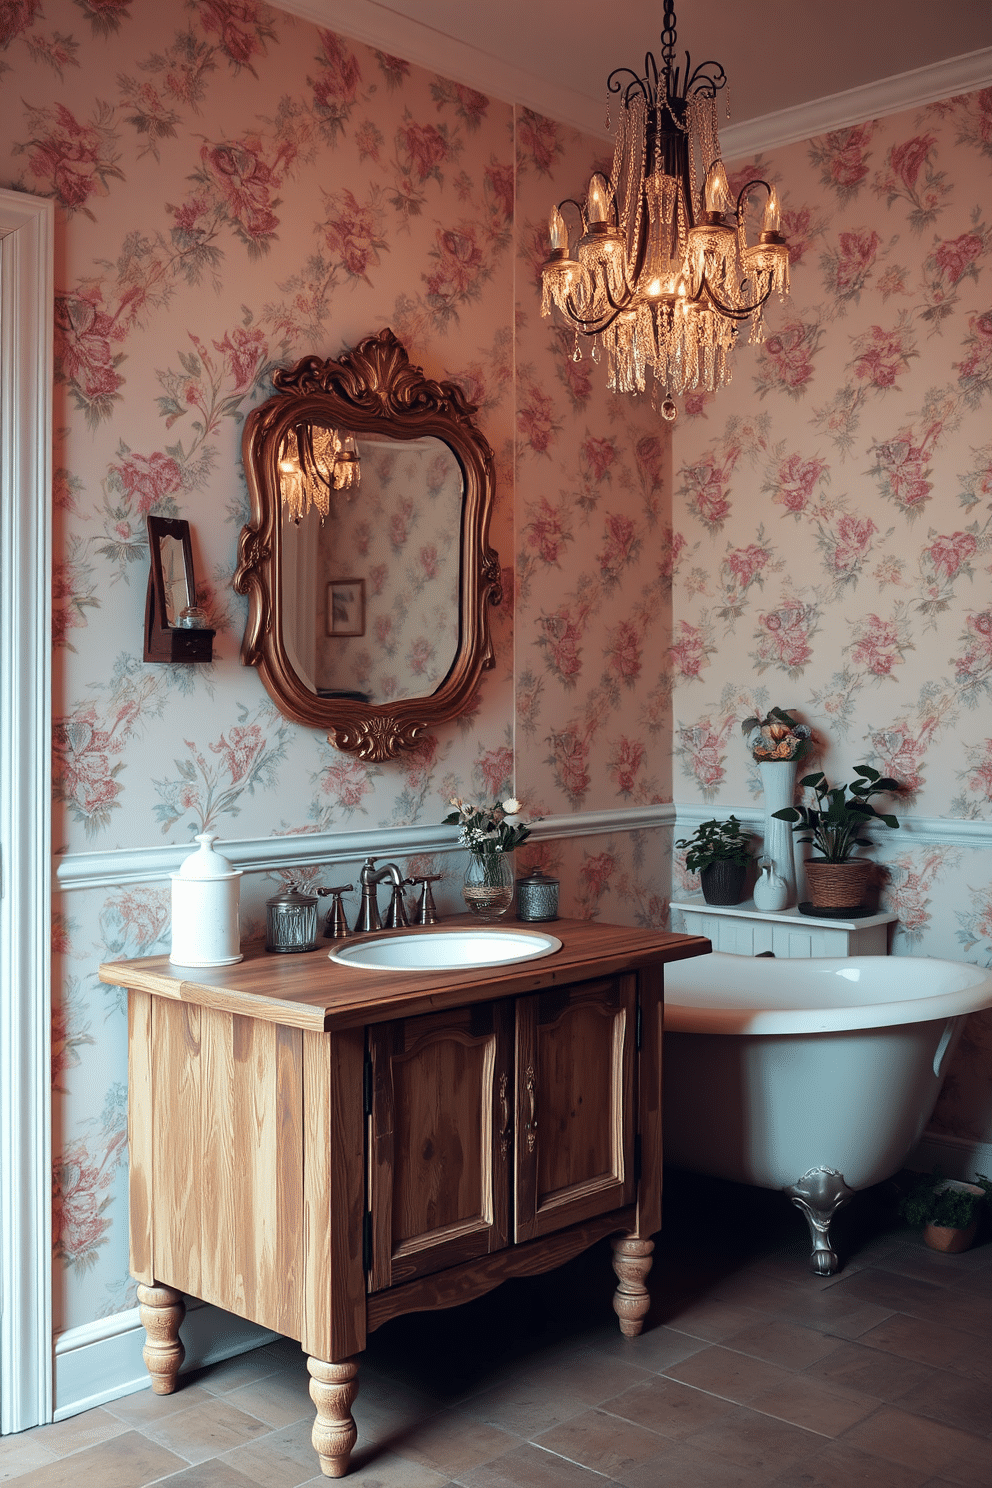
left=5, top=0, right=988, bottom=1356
left=670, top=92, right=992, bottom=1151
left=1, top=0, right=673, bottom=1341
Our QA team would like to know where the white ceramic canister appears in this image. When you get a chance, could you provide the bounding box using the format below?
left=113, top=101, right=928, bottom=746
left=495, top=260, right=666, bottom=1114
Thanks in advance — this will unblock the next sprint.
left=170, top=832, right=243, bottom=966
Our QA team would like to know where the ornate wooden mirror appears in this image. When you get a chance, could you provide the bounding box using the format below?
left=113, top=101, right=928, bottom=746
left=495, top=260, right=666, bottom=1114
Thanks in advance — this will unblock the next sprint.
left=235, top=329, right=502, bottom=761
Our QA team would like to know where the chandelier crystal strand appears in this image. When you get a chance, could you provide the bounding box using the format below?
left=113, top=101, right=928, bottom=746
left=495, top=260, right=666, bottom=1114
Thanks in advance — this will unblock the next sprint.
left=540, top=1, right=790, bottom=419
left=279, top=424, right=361, bottom=523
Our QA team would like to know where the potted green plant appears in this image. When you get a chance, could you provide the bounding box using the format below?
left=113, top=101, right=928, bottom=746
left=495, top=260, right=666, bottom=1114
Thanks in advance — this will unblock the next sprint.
left=899, top=1169, right=991, bottom=1253
left=675, top=816, right=752, bottom=905
left=771, top=763, right=900, bottom=912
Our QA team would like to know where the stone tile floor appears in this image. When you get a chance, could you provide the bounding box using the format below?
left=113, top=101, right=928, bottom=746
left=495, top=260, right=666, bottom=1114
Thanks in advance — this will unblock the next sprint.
left=3, top=1170, right=991, bottom=1487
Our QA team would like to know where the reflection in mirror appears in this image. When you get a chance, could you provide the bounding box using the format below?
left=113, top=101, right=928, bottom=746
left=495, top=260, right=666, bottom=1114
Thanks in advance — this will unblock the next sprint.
left=235, top=328, right=501, bottom=761
left=281, top=432, right=461, bottom=706
left=158, top=534, right=190, bottom=625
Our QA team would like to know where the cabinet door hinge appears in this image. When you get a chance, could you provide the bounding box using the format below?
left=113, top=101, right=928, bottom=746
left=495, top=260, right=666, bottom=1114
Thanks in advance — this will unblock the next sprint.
left=363, top=1050, right=373, bottom=1116
left=362, top=1210, right=372, bottom=1273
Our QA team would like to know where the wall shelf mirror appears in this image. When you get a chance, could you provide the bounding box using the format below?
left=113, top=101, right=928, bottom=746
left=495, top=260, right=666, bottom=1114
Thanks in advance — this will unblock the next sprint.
left=235, top=328, right=502, bottom=761
left=144, top=515, right=215, bottom=664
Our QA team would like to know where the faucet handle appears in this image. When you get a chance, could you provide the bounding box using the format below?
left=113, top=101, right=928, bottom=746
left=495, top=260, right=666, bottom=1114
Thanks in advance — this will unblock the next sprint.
left=318, top=884, right=354, bottom=940
left=382, top=880, right=409, bottom=929
left=408, top=874, right=442, bottom=925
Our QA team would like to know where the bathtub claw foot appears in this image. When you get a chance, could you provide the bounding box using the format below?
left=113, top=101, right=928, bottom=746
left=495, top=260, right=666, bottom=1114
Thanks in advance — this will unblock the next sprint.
left=785, top=1167, right=855, bottom=1276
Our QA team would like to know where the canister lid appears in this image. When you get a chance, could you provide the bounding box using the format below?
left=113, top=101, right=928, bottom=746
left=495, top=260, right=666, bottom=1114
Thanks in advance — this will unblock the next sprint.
left=266, top=882, right=318, bottom=908
left=519, top=868, right=558, bottom=883
left=175, top=832, right=241, bottom=879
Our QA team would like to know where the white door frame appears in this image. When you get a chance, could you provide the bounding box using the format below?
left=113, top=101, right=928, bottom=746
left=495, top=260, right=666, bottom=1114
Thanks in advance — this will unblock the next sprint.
left=0, top=187, right=54, bottom=1433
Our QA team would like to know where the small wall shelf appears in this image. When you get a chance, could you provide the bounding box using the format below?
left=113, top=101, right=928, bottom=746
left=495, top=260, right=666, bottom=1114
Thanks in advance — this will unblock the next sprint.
left=669, top=898, right=899, bottom=958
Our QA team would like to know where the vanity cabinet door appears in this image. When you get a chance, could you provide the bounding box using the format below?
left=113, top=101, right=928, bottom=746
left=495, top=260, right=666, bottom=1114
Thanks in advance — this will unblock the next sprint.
left=514, top=976, right=637, bottom=1243
left=367, top=999, right=513, bottom=1292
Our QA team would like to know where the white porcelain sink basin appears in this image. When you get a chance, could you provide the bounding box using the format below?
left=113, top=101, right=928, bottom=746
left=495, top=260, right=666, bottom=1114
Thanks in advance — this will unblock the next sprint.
left=329, top=928, right=562, bottom=972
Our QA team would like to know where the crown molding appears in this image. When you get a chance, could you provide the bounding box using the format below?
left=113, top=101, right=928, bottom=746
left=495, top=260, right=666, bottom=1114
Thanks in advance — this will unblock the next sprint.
left=273, top=3, right=992, bottom=153
left=722, top=47, right=992, bottom=159
left=272, top=0, right=602, bottom=135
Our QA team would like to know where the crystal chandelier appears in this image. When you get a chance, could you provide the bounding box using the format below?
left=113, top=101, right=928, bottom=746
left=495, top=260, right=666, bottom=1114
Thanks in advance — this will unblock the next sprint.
left=278, top=424, right=361, bottom=523
left=541, top=2, right=790, bottom=420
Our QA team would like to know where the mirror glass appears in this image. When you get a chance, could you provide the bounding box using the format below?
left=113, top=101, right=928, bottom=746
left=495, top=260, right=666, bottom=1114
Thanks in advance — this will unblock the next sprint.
left=280, top=431, right=462, bottom=706
left=235, top=328, right=501, bottom=761
left=159, top=533, right=190, bottom=625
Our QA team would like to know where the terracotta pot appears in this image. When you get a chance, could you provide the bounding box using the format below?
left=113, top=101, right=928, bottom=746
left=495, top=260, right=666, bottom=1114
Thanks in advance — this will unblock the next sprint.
left=700, top=860, right=748, bottom=906
left=803, top=858, right=875, bottom=911
left=923, top=1219, right=978, bottom=1253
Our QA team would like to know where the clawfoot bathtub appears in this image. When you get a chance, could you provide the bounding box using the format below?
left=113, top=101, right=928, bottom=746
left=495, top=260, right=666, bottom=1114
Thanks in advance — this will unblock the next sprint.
left=663, top=953, right=992, bottom=1274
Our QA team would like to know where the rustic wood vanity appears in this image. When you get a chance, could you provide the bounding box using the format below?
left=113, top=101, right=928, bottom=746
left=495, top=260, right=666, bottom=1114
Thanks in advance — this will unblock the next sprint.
left=100, top=918, right=709, bottom=1478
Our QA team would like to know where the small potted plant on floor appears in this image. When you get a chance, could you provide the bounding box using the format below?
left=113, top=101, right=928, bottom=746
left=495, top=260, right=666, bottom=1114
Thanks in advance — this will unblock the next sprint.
left=899, top=1170, right=992, bottom=1253
left=771, top=763, right=900, bottom=913
left=675, top=816, right=752, bottom=906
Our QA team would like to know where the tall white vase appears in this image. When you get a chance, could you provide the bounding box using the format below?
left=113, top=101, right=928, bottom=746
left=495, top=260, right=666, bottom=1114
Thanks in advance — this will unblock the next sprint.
left=758, top=759, right=798, bottom=908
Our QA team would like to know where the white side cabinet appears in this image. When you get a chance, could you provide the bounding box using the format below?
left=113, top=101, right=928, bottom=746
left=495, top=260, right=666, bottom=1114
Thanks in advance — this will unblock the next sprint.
left=669, top=899, right=898, bottom=958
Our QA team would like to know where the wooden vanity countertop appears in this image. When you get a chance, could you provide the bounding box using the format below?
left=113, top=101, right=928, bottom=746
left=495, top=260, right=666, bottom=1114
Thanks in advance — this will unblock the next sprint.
left=99, top=918, right=711, bottom=1032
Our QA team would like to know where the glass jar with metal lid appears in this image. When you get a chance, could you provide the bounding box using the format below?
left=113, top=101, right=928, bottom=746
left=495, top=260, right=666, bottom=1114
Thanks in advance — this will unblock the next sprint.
left=265, top=883, right=319, bottom=953
left=516, top=868, right=559, bottom=922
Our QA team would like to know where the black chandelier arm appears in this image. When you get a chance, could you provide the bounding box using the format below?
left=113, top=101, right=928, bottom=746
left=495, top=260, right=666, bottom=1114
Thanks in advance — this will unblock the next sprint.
left=734, top=177, right=775, bottom=215
left=683, top=57, right=727, bottom=99
left=607, top=66, right=655, bottom=110
left=555, top=197, right=586, bottom=232
left=693, top=270, right=775, bottom=322
left=561, top=279, right=635, bottom=333
left=561, top=300, right=627, bottom=337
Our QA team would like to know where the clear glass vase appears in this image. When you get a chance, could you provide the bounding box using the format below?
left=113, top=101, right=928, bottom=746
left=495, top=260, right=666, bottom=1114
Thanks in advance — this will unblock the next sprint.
left=462, top=852, right=514, bottom=920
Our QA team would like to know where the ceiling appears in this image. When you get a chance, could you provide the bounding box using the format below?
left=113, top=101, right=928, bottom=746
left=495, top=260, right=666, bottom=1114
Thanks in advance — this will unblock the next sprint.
left=280, top=0, right=992, bottom=151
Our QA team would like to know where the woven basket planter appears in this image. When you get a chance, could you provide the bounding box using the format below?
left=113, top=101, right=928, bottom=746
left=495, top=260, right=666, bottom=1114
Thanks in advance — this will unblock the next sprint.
left=803, top=858, right=874, bottom=911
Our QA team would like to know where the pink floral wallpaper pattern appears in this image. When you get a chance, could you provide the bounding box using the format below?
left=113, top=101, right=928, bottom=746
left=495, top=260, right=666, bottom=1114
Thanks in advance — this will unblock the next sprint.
left=671, top=94, right=992, bottom=1149
left=5, top=0, right=989, bottom=1348
left=1, top=0, right=673, bottom=1336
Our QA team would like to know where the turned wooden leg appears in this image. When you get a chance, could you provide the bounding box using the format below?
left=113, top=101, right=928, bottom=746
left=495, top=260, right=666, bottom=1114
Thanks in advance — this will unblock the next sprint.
left=137, top=1282, right=185, bottom=1394
left=611, top=1234, right=654, bottom=1338
left=308, top=1356, right=359, bottom=1478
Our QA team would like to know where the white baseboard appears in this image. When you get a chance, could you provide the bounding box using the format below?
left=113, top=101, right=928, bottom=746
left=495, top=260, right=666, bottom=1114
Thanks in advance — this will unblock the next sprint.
left=53, top=1301, right=277, bottom=1421
left=905, top=1129, right=992, bottom=1182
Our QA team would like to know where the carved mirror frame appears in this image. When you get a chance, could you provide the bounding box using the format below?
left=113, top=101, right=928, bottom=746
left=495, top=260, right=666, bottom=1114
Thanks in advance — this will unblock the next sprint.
left=235, top=328, right=502, bottom=761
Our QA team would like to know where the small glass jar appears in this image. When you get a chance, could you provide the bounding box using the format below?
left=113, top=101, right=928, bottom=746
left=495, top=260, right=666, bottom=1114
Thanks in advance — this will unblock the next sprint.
left=265, top=884, right=319, bottom=953
left=516, top=868, right=559, bottom=922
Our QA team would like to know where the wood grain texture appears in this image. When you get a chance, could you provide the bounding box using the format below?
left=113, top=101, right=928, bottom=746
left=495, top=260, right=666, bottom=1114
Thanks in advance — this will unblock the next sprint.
left=308, top=1356, right=359, bottom=1478
left=610, top=1234, right=654, bottom=1337
left=152, top=998, right=202, bottom=1296
left=100, top=920, right=711, bottom=1032
left=127, top=990, right=154, bottom=1284
left=326, top=1028, right=366, bottom=1361
left=515, top=977, right=635, bottom=1244
left=636, top=965, right=665, bottom=1239
left=137, top=1282, right=185, bottom=1394
left=366, top=1206, right=636, bottom=1332
left=368, top=1001, right=512, bottom=1291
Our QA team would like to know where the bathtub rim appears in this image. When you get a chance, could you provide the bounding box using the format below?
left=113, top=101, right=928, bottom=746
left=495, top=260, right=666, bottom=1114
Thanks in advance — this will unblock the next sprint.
left=663, top=952, right=992, bottom=1035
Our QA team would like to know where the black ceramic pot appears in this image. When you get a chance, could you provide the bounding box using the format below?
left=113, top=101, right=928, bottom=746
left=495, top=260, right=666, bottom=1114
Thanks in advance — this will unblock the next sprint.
left=699, top=860, right=748, bottom=906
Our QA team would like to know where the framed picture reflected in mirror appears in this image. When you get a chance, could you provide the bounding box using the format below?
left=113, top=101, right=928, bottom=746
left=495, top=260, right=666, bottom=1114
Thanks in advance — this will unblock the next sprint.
left=326, top=579, right=365, bottom=638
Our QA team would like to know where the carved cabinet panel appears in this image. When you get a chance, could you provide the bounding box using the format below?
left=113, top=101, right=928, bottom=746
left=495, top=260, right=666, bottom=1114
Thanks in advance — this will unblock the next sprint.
left=367, top=1000, right=514, bottom=1291
left=514, top=976, right=636, bottom=1243
left=366, top=976, right=636, bottom=1286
